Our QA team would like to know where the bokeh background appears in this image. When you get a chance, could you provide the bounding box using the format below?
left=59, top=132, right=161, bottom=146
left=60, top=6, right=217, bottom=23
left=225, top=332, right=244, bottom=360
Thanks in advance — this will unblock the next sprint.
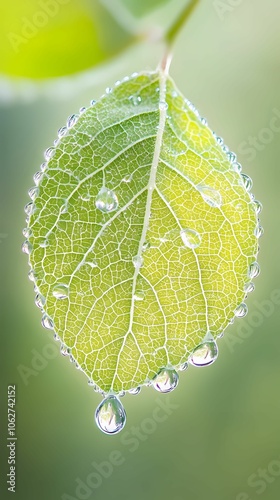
left=1, top=1, right=280, bottom=499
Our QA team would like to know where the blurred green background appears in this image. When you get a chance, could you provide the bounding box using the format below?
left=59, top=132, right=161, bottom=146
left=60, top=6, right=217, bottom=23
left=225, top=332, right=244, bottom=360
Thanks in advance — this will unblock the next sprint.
left=1, top=1, right=280, bottom=499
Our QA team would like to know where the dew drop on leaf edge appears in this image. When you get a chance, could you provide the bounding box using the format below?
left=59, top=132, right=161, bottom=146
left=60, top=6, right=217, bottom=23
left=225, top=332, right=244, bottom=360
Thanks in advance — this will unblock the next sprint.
left=189, top=340, right=218, bottom=367
left=153, top=368, right=179, bottom=393
left=95, top=396, right=126, bottom=435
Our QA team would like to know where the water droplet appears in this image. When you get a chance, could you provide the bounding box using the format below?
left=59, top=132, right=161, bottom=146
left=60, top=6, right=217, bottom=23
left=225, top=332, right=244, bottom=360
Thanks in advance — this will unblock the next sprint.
left=244, top=281, right=255, bottom=293
left=28, top=269, right=36, bottom=282
left=198, top=185, right=222, bottom=208
left=41, top=314, right=53, bottom=330
left=172, top=90, right=178, bottom=98
left=21, top=241, right=32, bottom=255
left=90, top=99, right=96, bottom=106
left=227, top=152, right=237, bottom=163
left=253, top=200, right=263, bottom=214
left=254, top=225, right=264, bottom=238
left=28, top=187, right=39, bottom=201
left=24, top=202, right=35, bottom=216
left=22, top=227, right=32, bottom=238
left=248, top=261, right=260, bottom=279
left=33, top=171, right=43, bottom=186
left=115, top=80, right=121, bottom=86
left=52, top=284, right=69, bottom=300
left=235, top=303, right=248, bottom=318
left=132, top=255, right=143, bottom=269
left=61, top=200, right=68, bottom=214
left=79, top=107, right=86, bottom=115
left=128, top=387, right=141, bottom=395
left=95, top=396, right=126, bottom=435
left=95, top=187, right=118, bottom=213
left=232, top=161, right=242, bottom=173
left=40, top=162, right=47, bottom=172
left=159, top=101, right=168, bottom=111
left=143, top=241, right=151, bottom=252
left=122, top=174, right=133, bottom=183
left=39, top=238, right=49, bottom=248
left=223, top=145, right=229, bottom=153
left=60, top=345, right=69, bottom=356
left=179, top=361, right=189, bottom=371
left=44, top=147, right=55, bottom=161
left=88, top=379, right=95, bottom=386
left=35, top=293, right=45, bottom=309
left=58, top=126, right=68, bottom=138
left=241, top=173, right=253, bottom=191
left=86, top=260, right=98, bottom=269
left=105, top=87, right=112, bottom=94
left=67, top=114, right=78, bottom=129
left=215, top=135, right=224, bottom=146
left=180, top=228, right=201, bottom=249
left=200, top=117, right=208, bottom=126
left=134, top=291, right=144, bottom=301
left=129, top=95, right=141, bottom=106
left=153, top=368, right=179, bottom=393
left=190, top=340, right=218, bottom=367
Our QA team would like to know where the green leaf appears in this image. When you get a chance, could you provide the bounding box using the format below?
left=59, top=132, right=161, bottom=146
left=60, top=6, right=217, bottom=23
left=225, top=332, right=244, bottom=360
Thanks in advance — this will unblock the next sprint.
left=0, top=0, right=133, bottom=79
left=24, top=71, right=260, bottom=393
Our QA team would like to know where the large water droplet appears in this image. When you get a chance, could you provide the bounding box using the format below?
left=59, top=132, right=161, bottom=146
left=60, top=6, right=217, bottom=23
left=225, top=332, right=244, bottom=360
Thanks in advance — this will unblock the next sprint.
left=52, top=284, right=69, bottom=300
left=95, top=187, right=118, bottom=213
left=190, top=340, right=218, bottom=367
left=21, top=241, right=33, bottom=255
left=235, top=303, right=248, bottom=318
left=198, top=185, right=222, bottom=208
left=95, top=396, right=126, bottom=435
left=41, top=314, right=54, bottom=330
left=132, top=255, right=143, bottom=269
left=248, top=261, right=260, bottom=279
left=153, top=368, right=179, bottom=393
left=180, top=228, right=201, bottom=249
left=241, top=173, right=253, bottom=191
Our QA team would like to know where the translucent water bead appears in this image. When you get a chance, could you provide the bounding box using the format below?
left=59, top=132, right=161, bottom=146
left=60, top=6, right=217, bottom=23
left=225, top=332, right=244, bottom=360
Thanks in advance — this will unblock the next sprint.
left=95, top=396, right=126, bottom=435
left=153, top=368, right=179, bottom=393
left=189, top=340, right=218, bottom=367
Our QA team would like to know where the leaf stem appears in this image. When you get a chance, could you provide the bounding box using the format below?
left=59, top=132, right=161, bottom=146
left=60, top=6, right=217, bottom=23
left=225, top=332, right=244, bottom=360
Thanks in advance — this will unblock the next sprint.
left=165, top=0, right=200, bottom=47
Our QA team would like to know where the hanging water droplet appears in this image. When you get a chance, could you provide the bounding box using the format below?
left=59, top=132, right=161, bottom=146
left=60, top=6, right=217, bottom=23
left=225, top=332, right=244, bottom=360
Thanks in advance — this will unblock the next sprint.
left=22, top=227, right=32, bottom=238
left=180, top=228, right=201, bottom=249
left=95, top=396, right=126, bottom=435
left=248, top=261, right=260, bottom=279
left=52, top=284, right=69, bottom=300
left=41, top=314, right=54, bottom=330
left=44, top=147, right=55, bottom=161
left=134, top=291, right=144, bottom=301
left=253, top=200, right=263, bottom=214
left=28, top=269, right=36, bottom=282
left=159, top=101, right=168, bottom=111
left=33, top=171, right=43, bottom=186
left=58, top=126, right=68, bottom=138
left=128, top=386, right=141, bottom=395
left=190, top=340, right=218, bottom=367
left=244, top=281, right=255, bottom=293
left=67, top=114, right=78, bottom=129
left=132, top=255, right=143, bottom=269
left=254, top=225, right=264, bottom=238
left=35, top=293, right=45, bottom=309
left=232, top=161, right=242, bottom=173
left=241, top=173, right=253, bottom=191
left=129, top=95, right=141, bottom=106
left=28, top=187, right=39, bottom=201
left=24, top=202, right=35, bottom=216
left=153, top=368, right=179, bottom=393
left=198, top=185, right=222, bottom=208
left=95, top=187, right=118, bottom=213
left=21, top=241, right=33, bottom=255
left=234, top=303, right=248, bottom=318
left=60, top=345, right=69, bottom=356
